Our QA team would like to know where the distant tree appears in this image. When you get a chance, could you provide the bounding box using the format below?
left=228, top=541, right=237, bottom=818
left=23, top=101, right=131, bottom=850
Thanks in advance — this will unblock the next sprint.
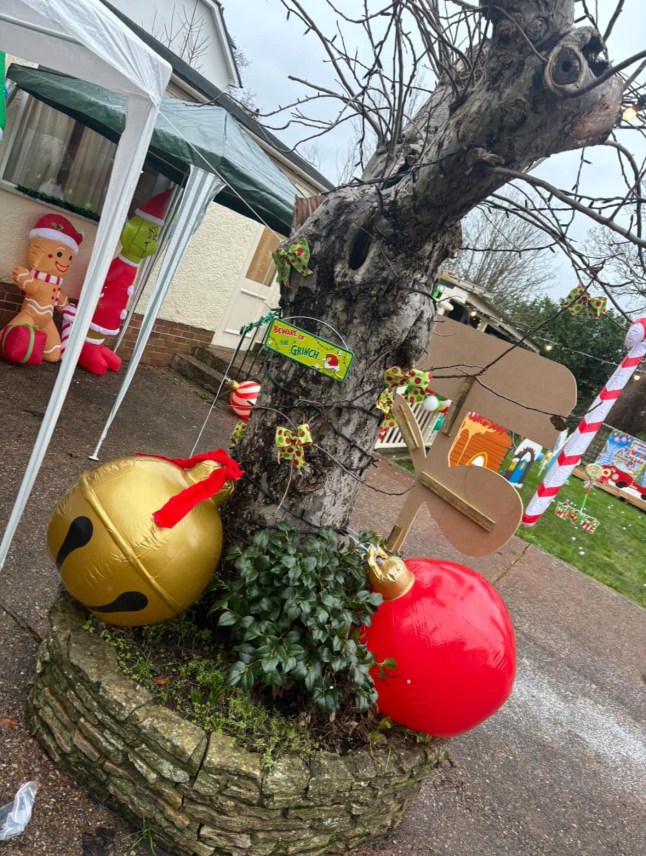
left=452, top=194, right=556, bottom=311
left=509, top=295, right=627, bottom=414
left=150, top=3, right=210, bottom=72
left=299, top=143, right=323, bottom=172
left=606, top=377, right=645, bottom=439
left=230, top=46, right=259, bottom=114
left=584, top=227, right=646, bottom=316
left=333, top=124, right=376, bottom=185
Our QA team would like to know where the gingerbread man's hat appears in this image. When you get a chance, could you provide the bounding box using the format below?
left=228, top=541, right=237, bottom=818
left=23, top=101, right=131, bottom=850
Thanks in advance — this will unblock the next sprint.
left=29, top=214, right=84, bottom=254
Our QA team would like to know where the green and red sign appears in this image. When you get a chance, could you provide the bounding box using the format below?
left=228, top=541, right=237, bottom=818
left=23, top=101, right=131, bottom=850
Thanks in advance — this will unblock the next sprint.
left=264, top=319, right=353, bottom=382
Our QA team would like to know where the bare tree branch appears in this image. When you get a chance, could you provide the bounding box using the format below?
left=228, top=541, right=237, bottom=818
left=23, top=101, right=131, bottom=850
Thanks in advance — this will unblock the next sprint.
left=488, top=166, right=646, bottom=249
left=565, top=48, right=646, bottom=98
left=603, top=0, right=625, bottom=44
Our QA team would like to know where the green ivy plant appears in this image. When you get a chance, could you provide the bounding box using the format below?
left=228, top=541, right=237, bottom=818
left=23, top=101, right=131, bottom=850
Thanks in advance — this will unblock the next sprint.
left=211, top=524, right=393, bottom=715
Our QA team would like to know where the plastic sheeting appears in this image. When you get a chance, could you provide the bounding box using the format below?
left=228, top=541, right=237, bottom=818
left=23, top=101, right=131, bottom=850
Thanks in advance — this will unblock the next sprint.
left=8, top=64, right=299, bottom=234
left=0, top=0, right=171, bottom=570
left=0, top=0, right=168, bottom=104
left=91, top=168, right=226, bottom=459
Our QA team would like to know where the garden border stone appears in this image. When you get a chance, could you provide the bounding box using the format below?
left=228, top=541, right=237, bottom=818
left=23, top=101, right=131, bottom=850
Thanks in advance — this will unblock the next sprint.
left=27, top=592, right=445, bottom=856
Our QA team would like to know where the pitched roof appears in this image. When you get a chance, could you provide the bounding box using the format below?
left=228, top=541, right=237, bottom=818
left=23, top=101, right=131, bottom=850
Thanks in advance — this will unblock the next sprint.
left=101, top=1, right=333, bottom=191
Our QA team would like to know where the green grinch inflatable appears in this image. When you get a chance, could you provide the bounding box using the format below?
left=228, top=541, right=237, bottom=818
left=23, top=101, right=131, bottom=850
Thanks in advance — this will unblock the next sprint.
left=62, top=188, right=171, bottom=375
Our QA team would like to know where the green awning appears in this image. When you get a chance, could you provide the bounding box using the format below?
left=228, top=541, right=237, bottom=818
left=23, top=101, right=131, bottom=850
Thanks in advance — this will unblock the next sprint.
left=8, top=64, right=298, bottom=234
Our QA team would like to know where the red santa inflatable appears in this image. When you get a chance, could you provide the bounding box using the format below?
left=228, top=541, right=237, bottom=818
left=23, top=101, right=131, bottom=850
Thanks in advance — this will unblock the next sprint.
left=62, top=189, right=171, bottom=375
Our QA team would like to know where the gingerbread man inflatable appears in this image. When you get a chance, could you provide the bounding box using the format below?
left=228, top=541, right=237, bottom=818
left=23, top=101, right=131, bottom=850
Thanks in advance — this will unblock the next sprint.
left=61, top=189, right=171, bottom=376
left=0, top=214, right=83, bottom=365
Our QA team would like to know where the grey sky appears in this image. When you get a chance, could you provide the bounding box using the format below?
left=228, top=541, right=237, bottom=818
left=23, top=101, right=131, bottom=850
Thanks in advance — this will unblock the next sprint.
left=223, top=1, right=645, bottom=302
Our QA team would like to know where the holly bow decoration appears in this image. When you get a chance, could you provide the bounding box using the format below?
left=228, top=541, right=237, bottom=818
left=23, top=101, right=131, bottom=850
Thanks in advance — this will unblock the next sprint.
left=376, top=366, right=433, bottom=431
left=230, top=420, right=247, bottom=447
left=272, top=238, right=314, bottom=286
left=560, top=284, right=607, bottom=319
left=275, top=424, right=313, bottom=470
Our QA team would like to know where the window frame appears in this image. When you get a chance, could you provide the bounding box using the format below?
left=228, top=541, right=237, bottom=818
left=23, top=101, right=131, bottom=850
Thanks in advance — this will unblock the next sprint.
left=0, top=91, right=174, bottom=223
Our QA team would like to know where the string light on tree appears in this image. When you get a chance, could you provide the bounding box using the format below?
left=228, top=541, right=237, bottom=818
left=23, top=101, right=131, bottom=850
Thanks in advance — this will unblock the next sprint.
left=622, top=94, right=646, bottom=122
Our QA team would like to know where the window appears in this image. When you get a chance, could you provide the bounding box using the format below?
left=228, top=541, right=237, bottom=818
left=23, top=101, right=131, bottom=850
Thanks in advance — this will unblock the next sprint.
left=2, top=95, right=172, bottom=220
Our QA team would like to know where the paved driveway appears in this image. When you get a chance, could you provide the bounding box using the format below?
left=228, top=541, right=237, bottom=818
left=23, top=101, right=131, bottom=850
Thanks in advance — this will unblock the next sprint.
left=0, top=363, right=643, bottom=855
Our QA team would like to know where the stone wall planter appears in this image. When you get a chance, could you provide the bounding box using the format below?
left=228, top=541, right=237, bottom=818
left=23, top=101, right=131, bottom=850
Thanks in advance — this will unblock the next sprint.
left=28, top=593, right=445, bottom=856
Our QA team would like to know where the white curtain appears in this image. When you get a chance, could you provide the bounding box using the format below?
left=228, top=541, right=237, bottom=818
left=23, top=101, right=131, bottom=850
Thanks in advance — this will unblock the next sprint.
left=65, top=128, right=115, bottom=212
left=4, top=96, right=72, bottom=188
left=3, top=94, right=116, bottom=215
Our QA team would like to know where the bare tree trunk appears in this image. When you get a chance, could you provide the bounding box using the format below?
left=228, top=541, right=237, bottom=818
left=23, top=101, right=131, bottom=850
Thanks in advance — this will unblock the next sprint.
left=224, top=0, right=623, bottom=539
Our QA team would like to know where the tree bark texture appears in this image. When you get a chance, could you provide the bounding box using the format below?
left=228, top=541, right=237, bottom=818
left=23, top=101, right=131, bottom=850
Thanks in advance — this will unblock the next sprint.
left=224, top=0, right=623, bottom=540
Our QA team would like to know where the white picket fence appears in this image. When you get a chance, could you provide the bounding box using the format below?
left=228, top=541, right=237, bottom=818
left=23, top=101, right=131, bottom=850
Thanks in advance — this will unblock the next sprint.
left=375, top=403, right=444, bottom=450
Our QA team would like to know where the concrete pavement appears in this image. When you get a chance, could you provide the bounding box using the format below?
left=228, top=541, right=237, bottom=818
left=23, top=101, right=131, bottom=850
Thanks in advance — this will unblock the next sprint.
left=0, top=362, right=643, bottom=855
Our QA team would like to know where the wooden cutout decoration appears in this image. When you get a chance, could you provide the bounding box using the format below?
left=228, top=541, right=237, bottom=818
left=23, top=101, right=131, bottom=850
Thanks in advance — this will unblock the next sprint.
left=386, top=317, right=577, bottom=557
left=448, top=412, right=513, bottom=470
left=292, top=195, right=325, bottom=232
left=387, top=395, right=521, bottom=556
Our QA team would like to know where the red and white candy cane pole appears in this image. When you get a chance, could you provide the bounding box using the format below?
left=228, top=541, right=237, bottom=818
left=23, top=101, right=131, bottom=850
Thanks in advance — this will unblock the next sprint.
left=523, top=317, right=646, bottom=526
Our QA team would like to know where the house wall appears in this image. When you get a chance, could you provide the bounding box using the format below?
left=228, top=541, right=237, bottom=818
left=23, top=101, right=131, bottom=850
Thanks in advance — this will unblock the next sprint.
left=136, top=202, right=265, bottom=333
left=107, top=0, right=238, bottom=91
left=115, top=311, right=214, bottom=366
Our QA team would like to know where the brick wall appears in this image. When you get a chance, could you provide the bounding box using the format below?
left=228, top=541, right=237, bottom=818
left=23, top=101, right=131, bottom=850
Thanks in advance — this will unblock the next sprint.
left=115, top=314, right=214, bottom=367
left=0, top=283, right=22, bottom=328
left=0, top=281, right=213, bottom=367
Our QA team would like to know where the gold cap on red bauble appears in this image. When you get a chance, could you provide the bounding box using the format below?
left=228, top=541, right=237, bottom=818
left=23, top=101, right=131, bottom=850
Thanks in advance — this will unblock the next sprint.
left=366, top=545, right=415, bottom=601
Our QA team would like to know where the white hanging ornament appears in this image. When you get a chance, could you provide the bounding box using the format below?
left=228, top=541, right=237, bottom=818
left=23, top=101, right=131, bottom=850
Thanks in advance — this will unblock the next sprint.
left=422, top=394, right=440, bottom=412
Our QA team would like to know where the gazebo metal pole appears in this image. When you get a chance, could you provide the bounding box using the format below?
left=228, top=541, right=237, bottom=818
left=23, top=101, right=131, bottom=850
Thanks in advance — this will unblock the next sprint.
left=114, top=183, right=182, bottom=353
left=90, top=166, right=225, bottom=460
left=0, top=101, right=161, bottom=570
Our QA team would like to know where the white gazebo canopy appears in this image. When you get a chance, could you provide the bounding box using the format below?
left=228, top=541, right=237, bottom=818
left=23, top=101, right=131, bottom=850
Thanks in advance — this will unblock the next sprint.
left=0, top=0, right=172, bottom=568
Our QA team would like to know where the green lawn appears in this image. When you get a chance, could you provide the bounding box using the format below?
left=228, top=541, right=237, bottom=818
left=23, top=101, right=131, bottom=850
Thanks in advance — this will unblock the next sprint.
left=511, top=467, right=645, bottom=607
left=390, top=455, right=645, bottom=607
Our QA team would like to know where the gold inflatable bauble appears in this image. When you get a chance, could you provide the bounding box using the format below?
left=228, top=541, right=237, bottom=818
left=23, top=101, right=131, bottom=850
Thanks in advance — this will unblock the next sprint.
left=47, top=457, right=233, bottom=627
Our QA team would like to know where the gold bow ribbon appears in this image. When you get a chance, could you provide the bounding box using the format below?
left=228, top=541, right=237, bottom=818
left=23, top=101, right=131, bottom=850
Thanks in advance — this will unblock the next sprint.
left=272, top=238, right=314, bottom=286
left=560, top=285, right=607, bottom=319
left=376, top=366, right=433, bottom=430
left=275, top=423, right=313, bottom=470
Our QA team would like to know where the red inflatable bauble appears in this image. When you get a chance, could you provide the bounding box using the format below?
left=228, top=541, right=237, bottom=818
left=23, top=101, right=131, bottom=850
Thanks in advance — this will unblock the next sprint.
left=229, top=380, right=260, bottom=420
left=363, top=554, right=516, bottom=737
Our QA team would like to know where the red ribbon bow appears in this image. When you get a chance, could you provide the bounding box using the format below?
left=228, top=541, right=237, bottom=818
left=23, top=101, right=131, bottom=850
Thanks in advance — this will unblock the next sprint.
left=137, top=449, right=244, bottom=528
